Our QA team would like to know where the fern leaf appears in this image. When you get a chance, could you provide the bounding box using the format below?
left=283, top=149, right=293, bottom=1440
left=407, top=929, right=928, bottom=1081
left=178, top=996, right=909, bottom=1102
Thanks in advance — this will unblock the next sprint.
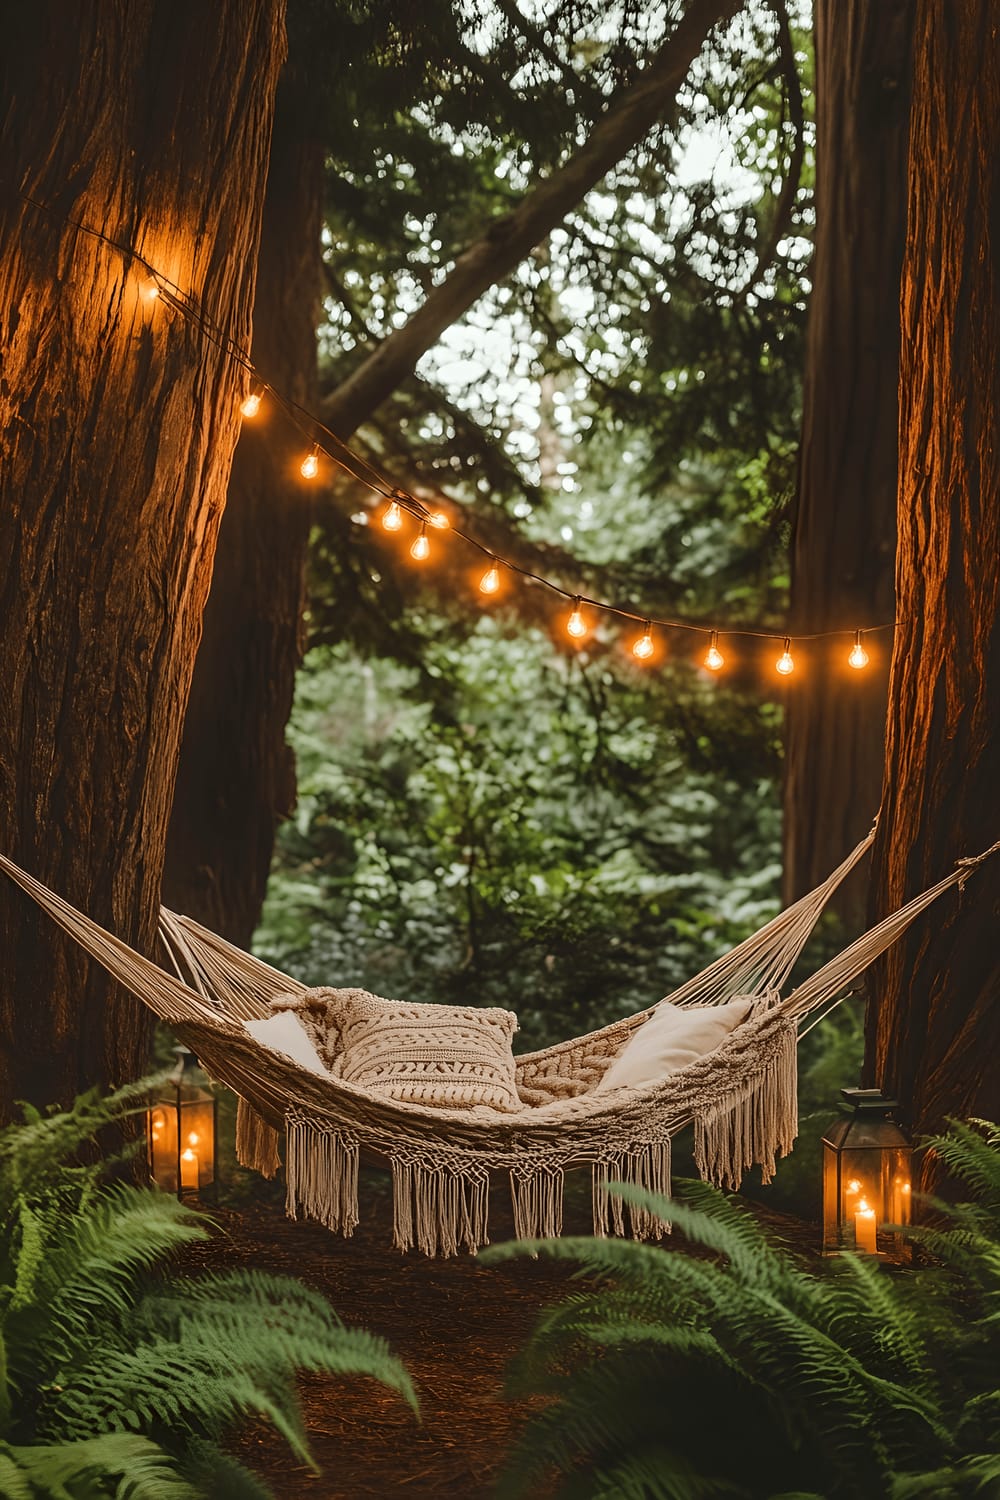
left=9, top=1432, right=199, bottom=1499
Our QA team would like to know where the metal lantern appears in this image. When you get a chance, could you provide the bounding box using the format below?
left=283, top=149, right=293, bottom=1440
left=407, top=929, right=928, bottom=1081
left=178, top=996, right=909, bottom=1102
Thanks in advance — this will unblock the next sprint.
left=147, top=1045, right=217, bottom=1198
left=822, top=1088, right=912, bottom=1262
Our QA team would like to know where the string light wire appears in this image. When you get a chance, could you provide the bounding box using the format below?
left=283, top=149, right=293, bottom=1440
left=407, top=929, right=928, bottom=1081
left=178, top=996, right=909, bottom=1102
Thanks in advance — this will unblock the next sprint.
left=19, top=191, right=898, bottom=671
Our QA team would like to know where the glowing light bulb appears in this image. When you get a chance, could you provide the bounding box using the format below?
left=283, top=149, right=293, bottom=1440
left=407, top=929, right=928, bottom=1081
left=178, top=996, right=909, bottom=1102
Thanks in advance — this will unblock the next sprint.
left=705, top=631, right=724, bottom=671
left=480, top=561, right=501, bottom=595
left=632, top=622, right=654, bottom=661
left=187, top=1131, right=199, bottom=1147
left=240, top=389, right=262, bottom=419
left=428, top=511, right=450, bottom=530
left=382, top=500, right=403, bottom=531
left=776, top=638, right=794, bottom=675
left=300, top=446, right=319, bottom=480
left=143, top=277, right=160, bottom=301
left=567, top=599, right=587, bottom=640
left=410, top=524, right=430, bottom=561
left=849, top=630, right=869, bottom=669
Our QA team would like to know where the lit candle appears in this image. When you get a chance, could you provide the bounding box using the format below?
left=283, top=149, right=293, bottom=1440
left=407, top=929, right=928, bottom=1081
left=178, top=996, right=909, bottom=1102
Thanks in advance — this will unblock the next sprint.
left=180, top=1147, right=200, bottom=1190
left=854, top=1200, right=878, bottom=1254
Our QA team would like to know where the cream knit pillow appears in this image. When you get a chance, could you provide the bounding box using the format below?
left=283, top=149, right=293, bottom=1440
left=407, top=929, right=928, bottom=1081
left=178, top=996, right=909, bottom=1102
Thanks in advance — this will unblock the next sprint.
left=333, top=990, right=520, bottom=1112
left=595, top=997, right=754, bottom=1092
left=244, top=1011, right=330, bottom=1077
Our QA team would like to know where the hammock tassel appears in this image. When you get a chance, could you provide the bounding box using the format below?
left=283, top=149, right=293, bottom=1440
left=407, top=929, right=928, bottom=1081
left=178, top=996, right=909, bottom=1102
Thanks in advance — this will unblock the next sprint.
left=390, top=1154, right=490, bottom=1257
left=693, top=1018, right=798, bottom=1191
left=510, top=1163, right=565, bottom=1241
left=285, top=1113, right=359, bottom=1237
left=592, top=1142, right=672, bottom=1241
left=235, top=1098, right=281, bottom=1179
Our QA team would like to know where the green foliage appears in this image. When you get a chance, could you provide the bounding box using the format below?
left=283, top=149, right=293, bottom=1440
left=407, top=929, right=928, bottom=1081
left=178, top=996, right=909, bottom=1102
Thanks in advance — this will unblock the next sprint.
left=257, top=628, right=782, bottom=1051
left=0, top=1083, right=416, bottom=1499
left=482, top=1121, right=1000, bottom=1499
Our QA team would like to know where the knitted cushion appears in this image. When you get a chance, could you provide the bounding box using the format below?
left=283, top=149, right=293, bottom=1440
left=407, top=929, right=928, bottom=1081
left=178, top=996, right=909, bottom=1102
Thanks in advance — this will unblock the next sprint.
left=594, top=997, right=754, bottom=1093
left=333, top=989, right=520, bottom=1112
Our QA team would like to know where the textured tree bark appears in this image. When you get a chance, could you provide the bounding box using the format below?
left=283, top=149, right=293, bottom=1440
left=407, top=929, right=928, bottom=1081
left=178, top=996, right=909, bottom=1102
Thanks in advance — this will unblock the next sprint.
left=161, top=99, right=323, bottom=944
left=783, top=0, right=914, bottom=927
left=865, top=0, right=1000, bottom=1137
left=165, top=0, right=739, bottom=942
left=0, top=1, right=285, bottom=1115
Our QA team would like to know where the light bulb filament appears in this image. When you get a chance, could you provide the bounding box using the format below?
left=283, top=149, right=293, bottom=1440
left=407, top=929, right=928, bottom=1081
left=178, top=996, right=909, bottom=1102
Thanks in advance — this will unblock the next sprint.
left=776, top=637, right=794, bottom=675
left=300, top=445, right=319, bottom=480
left=849, top=630, right=869, bottom=669
left=480, top=560, right=501, bottom=595
left=567, top=599, right=587, bottom=640
left=632, top=622, right=654, bottom=661
left=705, top=631, right=724, bottom=671
left=410, top=523, right=430, bottom=561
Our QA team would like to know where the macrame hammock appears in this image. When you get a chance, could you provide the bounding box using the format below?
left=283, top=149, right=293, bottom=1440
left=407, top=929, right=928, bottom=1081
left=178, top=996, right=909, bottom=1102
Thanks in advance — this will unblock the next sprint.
left=1, top=829, right=996, bottom=1256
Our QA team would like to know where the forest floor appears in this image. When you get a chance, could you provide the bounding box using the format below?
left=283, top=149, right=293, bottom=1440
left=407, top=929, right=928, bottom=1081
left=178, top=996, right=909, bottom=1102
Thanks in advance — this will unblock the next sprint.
left=178, top=1170, right=818, bottom=1500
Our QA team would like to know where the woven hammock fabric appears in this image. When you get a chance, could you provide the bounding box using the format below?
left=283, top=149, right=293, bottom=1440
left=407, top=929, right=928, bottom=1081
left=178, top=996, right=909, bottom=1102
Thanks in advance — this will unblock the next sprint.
left=1, top=829, right=997, bottom=1255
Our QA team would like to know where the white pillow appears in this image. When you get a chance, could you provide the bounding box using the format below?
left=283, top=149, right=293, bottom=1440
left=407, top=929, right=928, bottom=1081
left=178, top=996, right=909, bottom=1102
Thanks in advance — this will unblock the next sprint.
left=245, top=1011, right=330, bottom=1077
left=595, top=998, right=754, bottom=1093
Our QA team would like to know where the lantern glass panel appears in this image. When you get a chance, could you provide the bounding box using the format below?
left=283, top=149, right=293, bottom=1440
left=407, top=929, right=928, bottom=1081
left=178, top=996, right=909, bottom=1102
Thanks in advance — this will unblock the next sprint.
left=821, top=1090, right=912, bottom=1262
left=147, top=1049, right=217, bottom=1198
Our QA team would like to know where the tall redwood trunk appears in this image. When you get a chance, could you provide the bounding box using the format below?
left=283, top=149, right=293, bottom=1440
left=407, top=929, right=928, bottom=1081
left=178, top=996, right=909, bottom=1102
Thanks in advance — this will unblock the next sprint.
left=0, top=2, right=285, bottom=1114
left=866, top=0, right=1000, bottom=1137
left=783, top=0, right=913, bottom=927
left=161, top=98, right=323, bottom=943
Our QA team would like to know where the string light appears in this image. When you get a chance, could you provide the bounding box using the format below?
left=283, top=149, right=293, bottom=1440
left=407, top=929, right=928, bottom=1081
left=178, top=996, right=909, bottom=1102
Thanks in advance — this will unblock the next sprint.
left=479, top=560, right=501, bottom=595
left=705, top=631, right=725, bottom=671
left=410, top=522, right=430, bottom=561
left=849, top=629, right=869, bottom=669
left=567, top=598, right=587, bottom=640
left=632, top=622, right=655, bottom=661
left=24, top=196, right=896, bottom=687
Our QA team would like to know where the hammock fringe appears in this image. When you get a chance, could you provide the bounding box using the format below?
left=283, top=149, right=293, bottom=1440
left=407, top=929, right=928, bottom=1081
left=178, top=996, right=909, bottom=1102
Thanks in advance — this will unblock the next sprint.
left=390, top=1154, right=490, bottom=1256
left=511, top=1163, right=565, bottom=1240
left=693, top=1019, right=798, bottom=1190
left=285, top=1114, right=359, bottom=1237
left=593, top=1142, right=672, bottom=1241
left=235, top=1098, right=281, bottom=1179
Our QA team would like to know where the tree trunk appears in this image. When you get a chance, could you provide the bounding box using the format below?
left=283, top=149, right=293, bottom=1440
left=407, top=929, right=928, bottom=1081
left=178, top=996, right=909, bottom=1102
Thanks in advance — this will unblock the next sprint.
left=865, top=0, right=1000, bottom=1137
left=0, top=1, right=285, bottom=1115
left=166, top=0, right=740, bottom=941
left=161, top=100, right=323, bottom=944
left=783, top=0, right=914, bottom=928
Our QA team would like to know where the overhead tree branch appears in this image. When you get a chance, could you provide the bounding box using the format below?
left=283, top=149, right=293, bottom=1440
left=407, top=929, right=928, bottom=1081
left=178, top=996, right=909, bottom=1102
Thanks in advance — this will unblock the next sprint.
left=321, top=0, right=740, bottom=439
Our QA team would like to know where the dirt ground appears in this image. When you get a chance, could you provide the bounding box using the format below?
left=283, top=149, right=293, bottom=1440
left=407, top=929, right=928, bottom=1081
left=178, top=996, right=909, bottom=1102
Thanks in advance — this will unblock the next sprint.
left=177, top=1171, right=818, bottom=1499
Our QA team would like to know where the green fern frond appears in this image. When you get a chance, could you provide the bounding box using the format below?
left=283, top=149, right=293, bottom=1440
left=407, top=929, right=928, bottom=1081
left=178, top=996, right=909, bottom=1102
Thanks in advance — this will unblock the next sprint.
left=0, top=1079, right=168, bottom=1205
left=7, top=1431, right=199, bottom=1499
left=823, top=1253, right=934, bottom=1391
left=0, top=1443, right=33, bottom=1500
left=179, top=1438, right=276, bottom=1500
left=920, top=1121, right=1000, bottom=1214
